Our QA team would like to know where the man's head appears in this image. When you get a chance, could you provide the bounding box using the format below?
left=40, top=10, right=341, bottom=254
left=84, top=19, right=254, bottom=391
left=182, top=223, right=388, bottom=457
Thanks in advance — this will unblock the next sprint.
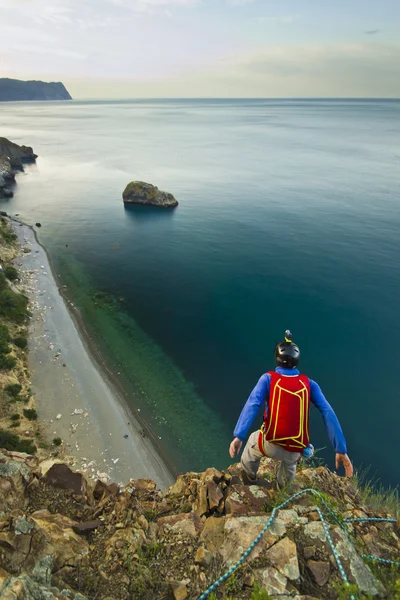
left=274, top=329, right=300, bottom=369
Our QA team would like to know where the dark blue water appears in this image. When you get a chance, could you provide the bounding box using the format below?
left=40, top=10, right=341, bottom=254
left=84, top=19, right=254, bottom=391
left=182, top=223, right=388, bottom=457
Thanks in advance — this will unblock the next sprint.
left=1, top=99, right=399, bottom=485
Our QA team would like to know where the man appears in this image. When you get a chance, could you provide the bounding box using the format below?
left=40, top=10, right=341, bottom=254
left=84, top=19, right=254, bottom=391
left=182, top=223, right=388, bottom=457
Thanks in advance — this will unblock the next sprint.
left=229, top=330, right=353, bottom=487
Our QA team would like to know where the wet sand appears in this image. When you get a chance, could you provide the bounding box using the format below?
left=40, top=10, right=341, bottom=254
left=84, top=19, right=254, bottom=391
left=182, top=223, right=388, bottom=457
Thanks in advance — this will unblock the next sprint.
left=12, top=221, right=174, bottom=489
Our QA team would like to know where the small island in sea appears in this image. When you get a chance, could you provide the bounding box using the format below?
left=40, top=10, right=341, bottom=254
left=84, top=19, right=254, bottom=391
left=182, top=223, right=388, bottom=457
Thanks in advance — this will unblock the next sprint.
left=123, top=181, right=179, bottom=208
left=0, top=78, right=72, bottom=102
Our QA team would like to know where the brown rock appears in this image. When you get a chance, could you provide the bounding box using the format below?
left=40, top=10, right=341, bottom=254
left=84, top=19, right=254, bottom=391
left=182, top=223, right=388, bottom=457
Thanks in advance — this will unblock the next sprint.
left=266, top=537, right=300, bottom=580
left=72, top=520, right=103, bottom=535
left=128, top=478, right=156, bottom=495
left=170, top=580, right=187, bottom=600
left=219, top=515, right=283, bottom=565
left=308, top=511, right=320, bottom=522
left=206, top=481, right=224, bottom=512
left=0, top=566, right=9, bottom=587
left=225, top=484, right=271, bottom=515
left=194, top=546, right=213, bottom=566
left=199, top=516, right=226, bottom=553
left=303, top=546, right=316, bottom=560
left=200, top=467, right=223, bottom=484
left=28, top=510, right=89, bottom=572
left=0, top=451, right=33, bottom=512
left=41, top=463, right=87, bottom=496
left=307, top=560, right=330, bottom=587
left=194, top=484, right=208, bottom=518
left=157, top=513, right=202, bottom=537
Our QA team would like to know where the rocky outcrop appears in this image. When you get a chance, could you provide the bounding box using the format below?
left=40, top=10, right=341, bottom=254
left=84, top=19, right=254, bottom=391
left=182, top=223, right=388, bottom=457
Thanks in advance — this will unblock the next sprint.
left=0, top=79, right=72, bottom=102
left=0, top=138, right=37, bottom=198
left=0, top=449, right=398, bottom=599
left=122, top=181, right=178, bottom=208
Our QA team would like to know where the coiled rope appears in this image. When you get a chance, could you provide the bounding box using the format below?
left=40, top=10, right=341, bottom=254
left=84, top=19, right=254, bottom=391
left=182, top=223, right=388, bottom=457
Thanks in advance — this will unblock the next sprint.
left=197, top=487, right=399, bottom=600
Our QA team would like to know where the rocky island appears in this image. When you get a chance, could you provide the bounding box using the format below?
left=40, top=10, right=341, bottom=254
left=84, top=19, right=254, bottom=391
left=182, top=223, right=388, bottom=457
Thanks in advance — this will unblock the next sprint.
left=0, top=78, right=72, bottom=102
left=123, top=181, right=179, bottom=208
left=0, top=138, right=38, bottom=198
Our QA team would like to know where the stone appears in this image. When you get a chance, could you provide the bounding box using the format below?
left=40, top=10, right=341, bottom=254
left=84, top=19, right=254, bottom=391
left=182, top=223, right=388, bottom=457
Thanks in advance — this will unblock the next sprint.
left=194, top=484, right=208, bottom=517
left=199, top=516, right=226, bottom=553
left=72, top=520, right=103, bottom=535
left=224, top=484, right=271, bottom=515
left=28, top=510, right=89, bottom=572
left=333, top=526, right=386, bottom=596
left=206, top=481, right=224, bottom=512
left=0, top=566, right=9, bottom=587
left=303, top=546, right=316, bottom=560
left=265, top=537, right=300, bottom=580
left=170, top=580, right=187, bottom=600
left=0, top=451, right=33, bottom=512
left=157, top=513, right=202, bottom=537
left=35, top=222, right=42, bottom=228
left=218, top=515, right=284, bottom=565
left=41, top=463, right=88, bottom=496
left=307, top=560, right=330, bottom=586
left=194, top=546, right=213, bottom=566
left=308, top=511, right=320, bottom=521
left=255, top=566, right=288, bottom=596
left=123, top=181, right=178, bottom=208
left=128, top=478, right=156, bottom=495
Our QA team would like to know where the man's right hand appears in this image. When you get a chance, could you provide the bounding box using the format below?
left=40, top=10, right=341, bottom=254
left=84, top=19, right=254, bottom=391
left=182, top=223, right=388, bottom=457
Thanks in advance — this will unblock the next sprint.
left=335, top=453, right=353, bottom=478
left=229, top=437, right=243, bottom=458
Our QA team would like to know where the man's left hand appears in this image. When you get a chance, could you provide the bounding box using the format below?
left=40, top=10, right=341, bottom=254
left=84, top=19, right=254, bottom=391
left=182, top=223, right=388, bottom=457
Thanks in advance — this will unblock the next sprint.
left=335, top=453, right=353, bottom=478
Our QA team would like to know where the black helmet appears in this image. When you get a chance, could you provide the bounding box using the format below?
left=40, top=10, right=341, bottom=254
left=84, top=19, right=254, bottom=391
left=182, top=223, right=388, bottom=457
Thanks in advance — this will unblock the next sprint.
left=274, top=330, right=300, bottom=368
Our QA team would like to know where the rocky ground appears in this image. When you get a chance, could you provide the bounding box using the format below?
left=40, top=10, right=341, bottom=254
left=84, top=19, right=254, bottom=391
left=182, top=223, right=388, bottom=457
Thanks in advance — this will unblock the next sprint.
left=0, top=450, right=399, bottom=600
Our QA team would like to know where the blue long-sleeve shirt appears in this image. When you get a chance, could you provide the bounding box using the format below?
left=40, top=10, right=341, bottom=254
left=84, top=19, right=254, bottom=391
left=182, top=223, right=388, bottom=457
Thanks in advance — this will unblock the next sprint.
left=233, top=367, right=347, bottom=454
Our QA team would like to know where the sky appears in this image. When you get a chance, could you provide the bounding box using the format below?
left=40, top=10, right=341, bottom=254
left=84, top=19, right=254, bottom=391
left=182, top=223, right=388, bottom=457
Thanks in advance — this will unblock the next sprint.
left=0, top=0, right=399, bottom=98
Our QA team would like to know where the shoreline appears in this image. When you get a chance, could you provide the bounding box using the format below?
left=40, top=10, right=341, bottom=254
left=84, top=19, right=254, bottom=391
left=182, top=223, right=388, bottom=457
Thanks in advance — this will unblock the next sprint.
left=11, top=218, right=174, bottom=489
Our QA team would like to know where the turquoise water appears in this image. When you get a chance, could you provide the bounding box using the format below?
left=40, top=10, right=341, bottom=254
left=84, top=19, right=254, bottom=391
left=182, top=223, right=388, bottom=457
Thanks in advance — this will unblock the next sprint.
left=1, top=99, right=399, bottom=485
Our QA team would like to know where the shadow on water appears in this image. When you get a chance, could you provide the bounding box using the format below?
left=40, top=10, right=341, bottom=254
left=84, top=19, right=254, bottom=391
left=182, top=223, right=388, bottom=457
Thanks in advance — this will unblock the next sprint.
left=123, top=203, right=177, bottom=223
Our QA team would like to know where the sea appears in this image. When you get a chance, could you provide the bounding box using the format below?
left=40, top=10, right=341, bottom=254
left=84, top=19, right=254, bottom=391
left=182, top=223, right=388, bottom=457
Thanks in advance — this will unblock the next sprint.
left=1, top=98, right=399, bottom=487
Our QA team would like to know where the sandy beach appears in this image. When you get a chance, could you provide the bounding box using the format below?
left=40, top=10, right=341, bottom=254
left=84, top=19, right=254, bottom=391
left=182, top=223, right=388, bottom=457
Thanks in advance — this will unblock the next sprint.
left=12, top=221, right=174, bottom=489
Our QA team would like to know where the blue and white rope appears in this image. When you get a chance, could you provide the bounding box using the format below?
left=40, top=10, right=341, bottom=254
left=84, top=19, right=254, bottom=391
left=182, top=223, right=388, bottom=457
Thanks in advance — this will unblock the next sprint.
left=196, top=487, right=399, bottom=600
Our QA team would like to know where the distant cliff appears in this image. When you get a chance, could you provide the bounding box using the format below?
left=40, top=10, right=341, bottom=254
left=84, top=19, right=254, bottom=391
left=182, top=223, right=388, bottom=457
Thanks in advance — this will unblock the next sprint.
left=0, top=78, right=72, bottom=102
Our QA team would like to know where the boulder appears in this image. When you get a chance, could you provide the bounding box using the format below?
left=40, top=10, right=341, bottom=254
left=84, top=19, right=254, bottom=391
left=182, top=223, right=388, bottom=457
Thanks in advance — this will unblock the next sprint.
left=41, top=463, right=88, bottom=496
left=224, top=484, right=272, bottom=515
left=122, top=181, right=178, bottom=208
left=0, top=156, right=14, bottom=181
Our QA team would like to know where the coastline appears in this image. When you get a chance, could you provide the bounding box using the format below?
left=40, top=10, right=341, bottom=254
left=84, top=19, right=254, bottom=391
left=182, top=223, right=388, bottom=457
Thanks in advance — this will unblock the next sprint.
left=12, top=219, right=174, bottom=489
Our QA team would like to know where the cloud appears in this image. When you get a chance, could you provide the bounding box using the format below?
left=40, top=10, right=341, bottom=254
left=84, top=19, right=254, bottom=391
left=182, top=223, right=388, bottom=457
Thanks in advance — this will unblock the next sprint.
left=255, top=14, right=299, bottom=25
left=365, top=29, right=380, bottom=35
left=227, top=0, right=256, bottom=5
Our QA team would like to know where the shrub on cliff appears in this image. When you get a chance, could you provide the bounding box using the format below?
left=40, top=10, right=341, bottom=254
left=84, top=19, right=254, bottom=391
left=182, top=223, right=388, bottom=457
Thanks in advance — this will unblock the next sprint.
left=0, top=273, right=29, bottom=323
left=5, top=383, right=22, bottom=397
left=0, top=322, right=16, bottom=370
left=14, top=336, right=28, bottom=349
left=0, top=429, right=36, bottom=453
left=4, top=266, right=18, bottom=281
left=0, top=219, right=17, bottom=244
left=23, top=408, right=37, bottom=421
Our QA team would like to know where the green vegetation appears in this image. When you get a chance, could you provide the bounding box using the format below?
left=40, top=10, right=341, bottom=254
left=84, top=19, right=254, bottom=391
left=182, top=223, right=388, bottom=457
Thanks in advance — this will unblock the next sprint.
left=0, top=219, right=17, bottom=244
left=4, top=266, right=18, bottom=281
left=209, top=585, right=271, bottom=600
left=14, top=336, right=28, bottom=349
left=5, top=383, right=21, bottom=397
left=10, top=413, right=20, bottom=421
left=0, top=429, right=36, bottom=454
left=0, top=286, right=29, bottom=324
left=0, top=322, right=15, bottom=370
left=354, top=469, right=400, bottom=519
left=23, top=408, right=37, bottom=421
left=53, top=437, right=62, bottom=446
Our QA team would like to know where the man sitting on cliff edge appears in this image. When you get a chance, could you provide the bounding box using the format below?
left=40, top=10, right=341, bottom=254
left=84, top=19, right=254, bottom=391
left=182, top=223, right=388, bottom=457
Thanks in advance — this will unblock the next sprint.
left=229, top=330, right=353, bottom=487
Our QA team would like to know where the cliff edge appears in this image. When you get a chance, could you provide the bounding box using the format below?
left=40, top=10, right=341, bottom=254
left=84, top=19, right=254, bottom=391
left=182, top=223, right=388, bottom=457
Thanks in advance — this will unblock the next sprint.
left=0, top=79, right=72, bottom=102
left=0, top=450, right=398, bottom=600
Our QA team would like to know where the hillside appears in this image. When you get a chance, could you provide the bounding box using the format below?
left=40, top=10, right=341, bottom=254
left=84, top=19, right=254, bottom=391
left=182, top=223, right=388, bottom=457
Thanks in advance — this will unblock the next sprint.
left=0, top=79, right=72, bottom=102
